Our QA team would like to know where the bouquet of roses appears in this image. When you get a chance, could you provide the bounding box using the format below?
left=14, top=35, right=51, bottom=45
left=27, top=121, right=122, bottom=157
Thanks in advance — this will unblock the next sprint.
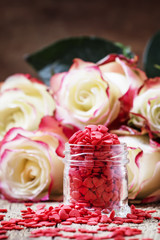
left=0, top=34, right=160, bottom=203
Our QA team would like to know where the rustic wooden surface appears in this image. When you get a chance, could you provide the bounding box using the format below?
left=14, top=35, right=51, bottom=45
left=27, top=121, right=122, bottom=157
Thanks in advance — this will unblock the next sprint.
left=0, top=199, right=160, bottom=239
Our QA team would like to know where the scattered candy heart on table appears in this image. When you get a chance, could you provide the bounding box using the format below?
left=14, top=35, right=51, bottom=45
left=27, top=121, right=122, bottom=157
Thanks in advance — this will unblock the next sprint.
left=0, top=203, right=158, bottom=239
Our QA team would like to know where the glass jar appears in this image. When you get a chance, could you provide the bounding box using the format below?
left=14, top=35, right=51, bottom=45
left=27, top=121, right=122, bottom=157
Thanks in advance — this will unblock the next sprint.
left=63, top=143, right=130, bottom=217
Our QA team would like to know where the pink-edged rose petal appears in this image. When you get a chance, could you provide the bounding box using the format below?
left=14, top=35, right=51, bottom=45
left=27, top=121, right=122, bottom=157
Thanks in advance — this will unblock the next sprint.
left=0, top=125, right=66, bottom=201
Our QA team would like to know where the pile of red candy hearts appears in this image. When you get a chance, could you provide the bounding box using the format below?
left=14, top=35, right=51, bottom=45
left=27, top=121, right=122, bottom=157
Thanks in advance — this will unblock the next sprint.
left=67, top=125, right=126, bottom=212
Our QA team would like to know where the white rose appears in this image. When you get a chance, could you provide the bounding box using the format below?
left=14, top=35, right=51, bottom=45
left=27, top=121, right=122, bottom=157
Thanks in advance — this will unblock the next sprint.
left=50, top=58, right=121, bottom=129
left=0, top=74, right=55, bottom=139
left=119, top=134, right=160, bottom=202
left=129, top=78, right=160, bottom=137
left=0, top=120, right=65, bottom=201
left=98, top=54, right=146, bottom=123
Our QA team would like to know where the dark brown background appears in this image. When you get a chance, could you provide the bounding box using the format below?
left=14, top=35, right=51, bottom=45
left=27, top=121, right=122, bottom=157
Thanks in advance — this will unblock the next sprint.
left=0, top=0, right=160, bottom=82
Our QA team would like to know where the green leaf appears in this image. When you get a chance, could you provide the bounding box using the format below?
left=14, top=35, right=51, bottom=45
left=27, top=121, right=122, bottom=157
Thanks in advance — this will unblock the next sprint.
left=25, top=36, right=134, bottom=85
left=143, top=30, right=160, bottom=77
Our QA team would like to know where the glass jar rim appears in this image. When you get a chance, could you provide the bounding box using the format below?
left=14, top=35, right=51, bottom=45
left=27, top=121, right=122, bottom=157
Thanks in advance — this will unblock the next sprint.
left=65, top=142, right=127, bottom=148
left=64, top=142, right=129, bottom=164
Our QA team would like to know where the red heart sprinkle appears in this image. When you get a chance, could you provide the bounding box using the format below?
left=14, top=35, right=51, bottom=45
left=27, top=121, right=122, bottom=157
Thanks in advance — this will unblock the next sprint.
left=85, top=190, right=97, bottom=201
left=83, top=177, right=94, bottom=188
left=93, top=177, right=105, bottom=188
left=59, top=209, right=69, bottom=221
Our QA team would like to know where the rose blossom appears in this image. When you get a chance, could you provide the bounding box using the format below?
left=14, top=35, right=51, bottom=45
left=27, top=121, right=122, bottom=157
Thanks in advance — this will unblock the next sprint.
left=129, top=78, right=160, bottom=137
left=50, top=58, right=122, bottom=129
left=118, top=133, right=160, bottom=202
left=98, top=54, right=147, bottom=123
left=0, top=74, right=55, bottom=139
left=0, top=117, right=67, bottom=201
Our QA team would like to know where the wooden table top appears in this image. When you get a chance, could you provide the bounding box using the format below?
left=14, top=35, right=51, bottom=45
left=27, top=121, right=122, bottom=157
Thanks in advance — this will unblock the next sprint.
left=0, top=199, right=160, bottom=239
